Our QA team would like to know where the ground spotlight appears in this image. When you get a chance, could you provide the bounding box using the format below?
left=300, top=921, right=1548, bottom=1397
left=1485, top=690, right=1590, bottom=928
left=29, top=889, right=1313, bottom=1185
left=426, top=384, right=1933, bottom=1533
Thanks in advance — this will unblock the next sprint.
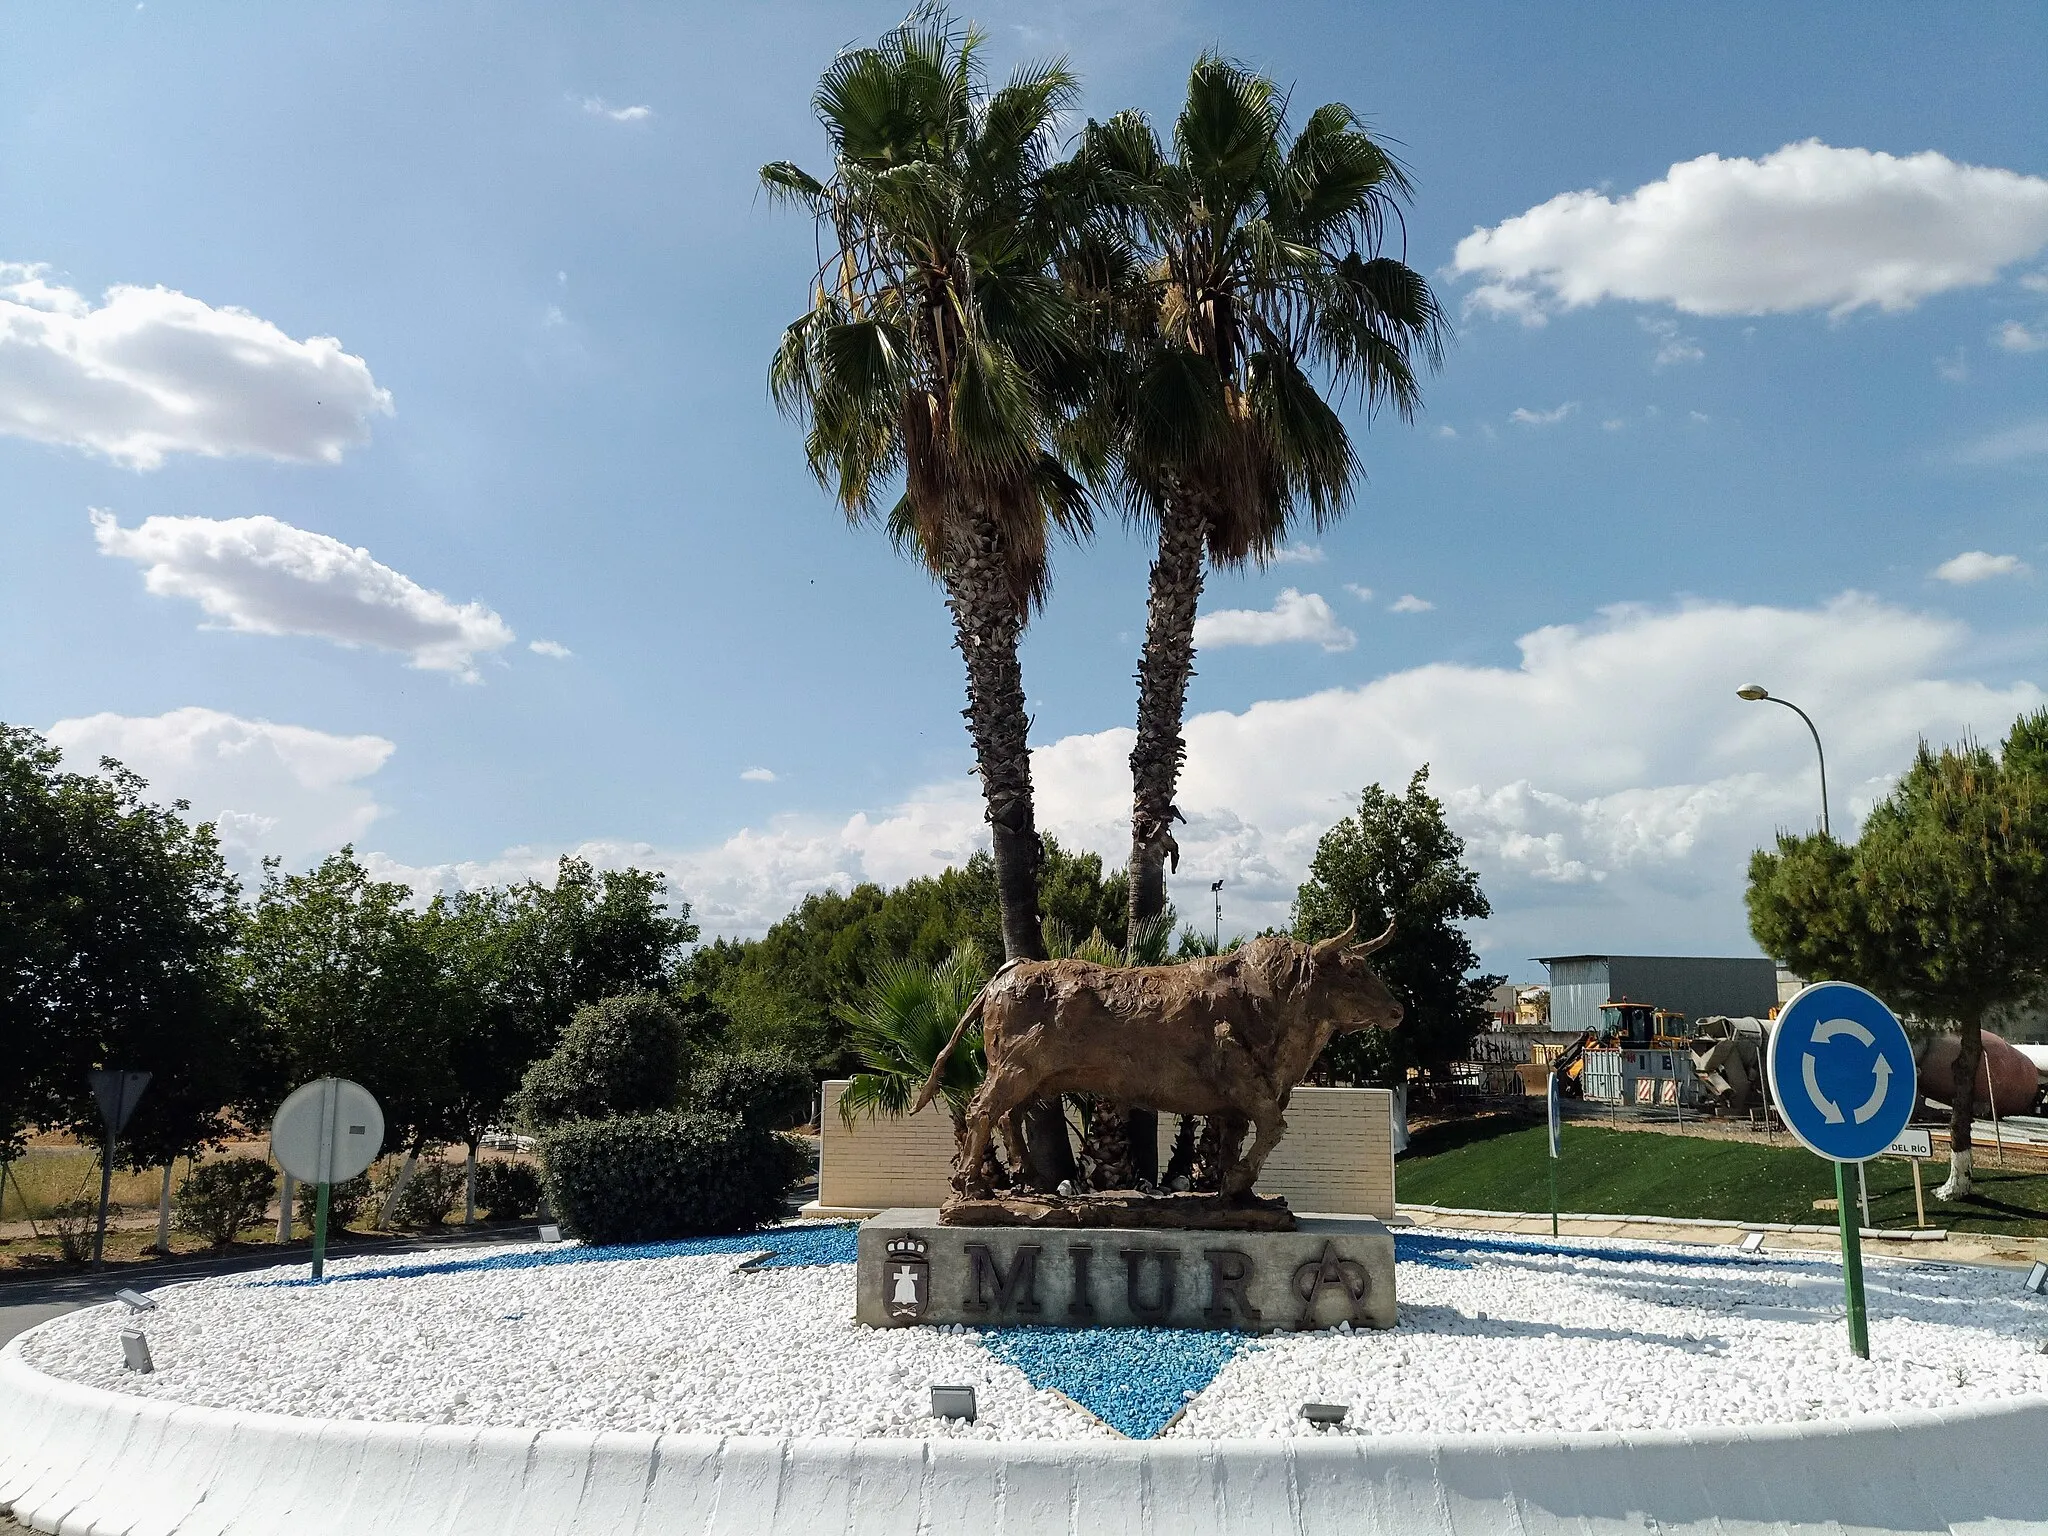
left=1301, top=1402, right=1349, bottom=1427
left=1739, top=1232, right=1766, bottom=1254
left=116, top=1288, right=158, bottom=1312
left=930, top=1384, right=977, bottom=1422
left=120, top=1330, right=154, bottom=1374
left=538, top=1224, right=562, bottom=1244
left=2024, top=1261, right=2047, bottom=1296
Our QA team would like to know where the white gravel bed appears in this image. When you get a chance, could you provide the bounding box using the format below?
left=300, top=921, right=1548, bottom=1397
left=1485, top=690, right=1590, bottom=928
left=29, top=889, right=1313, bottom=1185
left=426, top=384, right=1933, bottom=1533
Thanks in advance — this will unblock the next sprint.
left=1176, top=1239, right=2048, bottom=1438
left=17, top=1230, right=2048, bottom=1441
left=18, top=1243, right=1107, bottom=1441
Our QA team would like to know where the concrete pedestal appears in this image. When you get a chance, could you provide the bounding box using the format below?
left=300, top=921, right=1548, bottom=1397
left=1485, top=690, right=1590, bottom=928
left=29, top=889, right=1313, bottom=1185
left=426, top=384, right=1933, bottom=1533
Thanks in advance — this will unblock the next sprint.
left=856, top=1208, right=1396, bottom=1332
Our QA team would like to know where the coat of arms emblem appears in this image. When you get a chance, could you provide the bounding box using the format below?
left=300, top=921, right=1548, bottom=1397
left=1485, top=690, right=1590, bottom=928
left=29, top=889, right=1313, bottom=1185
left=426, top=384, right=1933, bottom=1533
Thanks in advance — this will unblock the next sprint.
left=884, top=1235, right=930, bottom=1321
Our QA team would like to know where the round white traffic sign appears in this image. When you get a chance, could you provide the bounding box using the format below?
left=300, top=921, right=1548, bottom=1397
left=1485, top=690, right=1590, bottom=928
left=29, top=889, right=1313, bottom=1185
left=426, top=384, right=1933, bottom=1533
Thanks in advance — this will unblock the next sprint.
left=270, top=1078, right=384, bottom=1185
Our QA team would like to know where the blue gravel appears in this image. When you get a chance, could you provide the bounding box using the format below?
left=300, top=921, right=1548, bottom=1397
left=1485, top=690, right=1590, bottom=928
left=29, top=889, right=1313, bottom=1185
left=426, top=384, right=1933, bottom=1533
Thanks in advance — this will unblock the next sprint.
left=980, top=1325, right=1254, bottom=1439
left=250, top=1222, right=859, bottom=1287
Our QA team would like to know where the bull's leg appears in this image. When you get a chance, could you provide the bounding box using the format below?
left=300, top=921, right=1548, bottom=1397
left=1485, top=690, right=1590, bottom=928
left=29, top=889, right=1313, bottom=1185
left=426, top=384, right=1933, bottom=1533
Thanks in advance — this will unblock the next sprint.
left=1224, top=1106, right=1287, bottom=1198
left=956, top=1068, right=1038, bottom=1197
left=955, top=1082, right=1007, bottom=1197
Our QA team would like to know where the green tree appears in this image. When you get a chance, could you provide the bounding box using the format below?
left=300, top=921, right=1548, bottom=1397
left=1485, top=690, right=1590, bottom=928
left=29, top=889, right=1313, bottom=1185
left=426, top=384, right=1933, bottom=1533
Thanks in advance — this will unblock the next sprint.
left=1066, top=60, right=1446, bottom=948
left=761, top=8, right=1093, bottom=1007
left=1748, top=711, right=2048, bottom=1199
left=488, top=857, right=699, bottom=1047
left=1292, top=768, right=1500, bottom=1083
left=679, top=839, right=1122, bottom=1074
left=0, top=725, right=247, bottom=1169
left=838, top=941, right=991, bottom=1154
left=238, top=849, right=452, bottom=1155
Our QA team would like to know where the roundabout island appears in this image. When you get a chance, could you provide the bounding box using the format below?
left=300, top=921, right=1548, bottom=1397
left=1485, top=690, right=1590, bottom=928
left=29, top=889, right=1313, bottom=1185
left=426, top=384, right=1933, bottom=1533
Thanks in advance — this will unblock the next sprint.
left=5, top=1221, right=2046, bottom=1534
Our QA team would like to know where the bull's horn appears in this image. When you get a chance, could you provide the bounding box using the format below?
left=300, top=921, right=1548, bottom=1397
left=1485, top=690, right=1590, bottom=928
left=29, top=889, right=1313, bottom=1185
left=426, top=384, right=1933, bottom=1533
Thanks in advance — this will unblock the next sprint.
left=1351, top=919, right=1397, bottom=956
left=1312, top=914, right=1359, bottom=956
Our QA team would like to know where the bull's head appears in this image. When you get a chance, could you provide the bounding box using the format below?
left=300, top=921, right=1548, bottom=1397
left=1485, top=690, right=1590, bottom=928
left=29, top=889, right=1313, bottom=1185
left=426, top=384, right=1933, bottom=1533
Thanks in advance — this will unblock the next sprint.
left=1310, top=916, right=1404, bottom=1035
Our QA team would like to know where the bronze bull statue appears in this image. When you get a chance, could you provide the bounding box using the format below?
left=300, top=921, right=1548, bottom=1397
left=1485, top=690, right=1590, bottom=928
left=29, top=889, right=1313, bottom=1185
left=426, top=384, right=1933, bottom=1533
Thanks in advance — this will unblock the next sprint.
left=913, top=918, right=1403, bottom=1198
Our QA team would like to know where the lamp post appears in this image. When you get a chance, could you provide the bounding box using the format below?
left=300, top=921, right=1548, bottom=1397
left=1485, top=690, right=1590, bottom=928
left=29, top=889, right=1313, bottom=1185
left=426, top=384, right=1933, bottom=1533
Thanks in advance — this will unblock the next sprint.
left=1211, top=879, right=1224, bottom=952
left=1737, top=685, right=1831, bottom=837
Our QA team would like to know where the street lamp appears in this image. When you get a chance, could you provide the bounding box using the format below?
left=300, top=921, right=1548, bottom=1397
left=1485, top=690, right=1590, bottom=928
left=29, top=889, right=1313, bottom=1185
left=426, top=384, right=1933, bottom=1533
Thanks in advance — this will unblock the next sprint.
left=1737, top=685, right=1831, bottom=837
left=1211, top=879, right=1225, bottom=952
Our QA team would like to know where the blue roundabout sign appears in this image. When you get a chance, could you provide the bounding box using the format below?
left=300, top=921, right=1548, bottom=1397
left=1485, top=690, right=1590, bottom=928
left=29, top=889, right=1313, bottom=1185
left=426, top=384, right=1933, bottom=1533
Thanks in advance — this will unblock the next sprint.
left=1767, top=981, right=1917, bottom=1163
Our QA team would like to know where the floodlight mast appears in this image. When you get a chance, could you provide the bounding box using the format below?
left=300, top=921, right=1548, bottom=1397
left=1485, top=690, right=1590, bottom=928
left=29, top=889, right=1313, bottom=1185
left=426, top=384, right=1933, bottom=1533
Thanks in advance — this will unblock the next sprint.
left=1738, top=685, right=1831, bottom=837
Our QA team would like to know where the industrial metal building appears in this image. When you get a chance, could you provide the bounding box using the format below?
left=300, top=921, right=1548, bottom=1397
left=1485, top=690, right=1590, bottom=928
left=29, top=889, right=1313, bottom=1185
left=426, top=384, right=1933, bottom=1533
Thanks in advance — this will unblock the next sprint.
left=1536, top=954, right=1778, bottom=1037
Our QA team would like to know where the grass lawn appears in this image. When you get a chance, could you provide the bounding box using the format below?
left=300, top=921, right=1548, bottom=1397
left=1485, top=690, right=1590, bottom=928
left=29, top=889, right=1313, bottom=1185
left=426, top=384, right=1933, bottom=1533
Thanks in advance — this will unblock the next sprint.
left=1397, top=1118, right=2048, bottom=1239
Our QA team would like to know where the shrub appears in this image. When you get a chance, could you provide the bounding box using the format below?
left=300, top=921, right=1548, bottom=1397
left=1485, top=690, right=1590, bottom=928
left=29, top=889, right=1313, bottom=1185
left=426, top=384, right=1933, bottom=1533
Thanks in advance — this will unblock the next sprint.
left=538, top=1110, right=812, bottom=1245
left=175, top=1157, right=277, bottom=1247
left=473, top=1159, right=542, bottom=1220
left=295, top=1172, right=373, bottom=1231
left=49, top=1199, right=99, bottom=1264
left=517, top=992, right=689, bottom=1130
left=691, top=1048, right=813, bottom=1130
left=375, top=1158, right=465, bottom=1229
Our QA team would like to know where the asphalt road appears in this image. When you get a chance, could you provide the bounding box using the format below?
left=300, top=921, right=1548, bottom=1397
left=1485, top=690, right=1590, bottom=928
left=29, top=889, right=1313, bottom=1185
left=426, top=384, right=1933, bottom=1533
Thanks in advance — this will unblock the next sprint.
left=0, top=1225, right=535, bottom=1347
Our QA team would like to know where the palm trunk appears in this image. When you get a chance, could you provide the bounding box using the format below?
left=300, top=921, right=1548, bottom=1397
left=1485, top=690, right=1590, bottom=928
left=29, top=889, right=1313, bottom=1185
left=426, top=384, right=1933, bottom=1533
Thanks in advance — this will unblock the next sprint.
left=1126, top=494, right=1207, bottom=939
left=1091, top=494, right=1210, bottom=1190
left=944, top=522, right=1076, bottom=1191
left=1937, top=1015, right=1983, bottom=1201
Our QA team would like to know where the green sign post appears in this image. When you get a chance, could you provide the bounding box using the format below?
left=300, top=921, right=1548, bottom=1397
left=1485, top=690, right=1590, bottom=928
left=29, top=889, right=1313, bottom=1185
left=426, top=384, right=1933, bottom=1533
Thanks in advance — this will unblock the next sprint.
left=1766, top=982, right=1916, bottom=1360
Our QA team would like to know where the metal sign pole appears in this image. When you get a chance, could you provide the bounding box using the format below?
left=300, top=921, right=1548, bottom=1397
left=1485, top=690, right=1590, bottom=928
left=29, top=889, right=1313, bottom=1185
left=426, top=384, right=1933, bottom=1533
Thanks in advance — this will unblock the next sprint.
left=1911, top=1158, right=1926, bottom=1228
left=311, top=1078, right=336, bottom=1280
left=1547, top=1071, right=1562, bottom=1237
left=1834, top=1160, right=1869, bottom=1358
left=92, top=1127, right=116, bottom=1269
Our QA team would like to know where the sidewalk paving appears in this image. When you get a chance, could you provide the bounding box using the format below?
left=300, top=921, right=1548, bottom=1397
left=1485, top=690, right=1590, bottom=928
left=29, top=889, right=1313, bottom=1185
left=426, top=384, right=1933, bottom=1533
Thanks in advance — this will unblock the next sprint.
left=1399, top=1202, right=2048, bottom=1268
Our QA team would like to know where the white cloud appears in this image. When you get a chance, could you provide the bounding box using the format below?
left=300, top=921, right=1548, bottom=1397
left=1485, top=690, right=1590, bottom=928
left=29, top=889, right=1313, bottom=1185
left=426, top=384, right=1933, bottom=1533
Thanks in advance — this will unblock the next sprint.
left=92, top=510, right=515, bottom=679
left=1269, top=542, right=1326, bottom=564
left=741, top=767, right=779, bottom=783
left=1434, top=424, right=1458, bottom=439
left=1995, top=320, right=2048, bottom=353
left=1932, top=550, right=2030, bottom=584
left=1641, top=316, right=1704, bottom=367
left=582, top=97, right=652, bottom=122
left=1600, top=418, right=1626, bottom=432
left=1343, top=583, right=1374, bottom=602
left=1389, top=594, right=1435, bottom=614
left=2023, top=270, right=2048, bottom=294
left=1193, top=589, right=1355, bottom=652
left=529, top=639, right=573, bottom=658
left=47, top=708, right=393, bottom=867
left=1937, top=348, right=1970, bottom=382
left=1454, top=141, right=2048, bottom=321
left=1510, top=402, right=1576, bottom=426
left=366, top=594, right=2045, bottom=971
left=1956, top=417, right=2048, bottom=465
left=0, top=263, right=390, bottom=468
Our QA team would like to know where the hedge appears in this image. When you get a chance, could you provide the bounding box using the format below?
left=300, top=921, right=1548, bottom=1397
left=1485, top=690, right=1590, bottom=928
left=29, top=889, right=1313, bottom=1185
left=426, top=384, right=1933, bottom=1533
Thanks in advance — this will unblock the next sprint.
left=537, top=1110, right=812, bottom=1244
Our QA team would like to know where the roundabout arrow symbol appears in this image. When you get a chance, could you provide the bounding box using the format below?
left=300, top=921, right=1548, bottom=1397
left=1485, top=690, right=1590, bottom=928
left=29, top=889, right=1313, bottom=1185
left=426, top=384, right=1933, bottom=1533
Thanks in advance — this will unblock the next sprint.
left=1853, top=1055, right=1891, bottom=1124
left=1813, top=1017, right=1875, bottom=1048
left=1802, top=1052, right=1845, bottom=1123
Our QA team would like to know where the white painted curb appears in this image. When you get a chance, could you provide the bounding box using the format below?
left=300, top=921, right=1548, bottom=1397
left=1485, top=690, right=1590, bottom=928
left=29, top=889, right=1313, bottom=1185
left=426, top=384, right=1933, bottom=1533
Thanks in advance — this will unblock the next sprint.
left=4, top=1335, right=2046, bottom=1534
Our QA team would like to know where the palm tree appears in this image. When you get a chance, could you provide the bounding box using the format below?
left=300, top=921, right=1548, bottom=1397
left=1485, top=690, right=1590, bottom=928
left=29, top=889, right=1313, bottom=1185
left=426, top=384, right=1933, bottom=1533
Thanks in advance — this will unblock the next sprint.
left=763, top=8, right=1091, bottom=1184
left=838, top=942, right=990, bottom=1154
left=1072, top=59, right=1448, bottom=949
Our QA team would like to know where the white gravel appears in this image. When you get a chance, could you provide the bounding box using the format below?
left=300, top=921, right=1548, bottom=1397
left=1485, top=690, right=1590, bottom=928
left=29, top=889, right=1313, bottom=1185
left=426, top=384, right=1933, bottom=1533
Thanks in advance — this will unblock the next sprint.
left=18, top=1230, right=2048, bottom=1441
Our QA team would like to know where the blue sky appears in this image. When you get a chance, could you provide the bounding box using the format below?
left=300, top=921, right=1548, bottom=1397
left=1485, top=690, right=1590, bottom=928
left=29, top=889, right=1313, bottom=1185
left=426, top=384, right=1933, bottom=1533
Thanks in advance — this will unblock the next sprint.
left=3, top=2, right=2044, bottom=980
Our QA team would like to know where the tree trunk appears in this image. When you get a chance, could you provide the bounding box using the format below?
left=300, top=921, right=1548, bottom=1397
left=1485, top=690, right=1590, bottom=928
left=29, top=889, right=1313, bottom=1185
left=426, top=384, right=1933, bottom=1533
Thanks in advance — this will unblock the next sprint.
left=1126, top=494, right=1207, bottom=941
left=1937, top=1016, right=1984, bottom=1200
left=155, top=1164, right=173, bottom=1254
left=464, top=1143, right=479, bottom=1225
left=1093, top=494, right=1211, bottom=1190
left=944, top=521, right=1075, bottom=1191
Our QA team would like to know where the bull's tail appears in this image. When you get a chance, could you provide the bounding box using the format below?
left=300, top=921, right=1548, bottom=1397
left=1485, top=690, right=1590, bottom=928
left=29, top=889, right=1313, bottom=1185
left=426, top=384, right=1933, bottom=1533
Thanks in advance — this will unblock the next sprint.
left=911, top=985, right=990, bottom=1116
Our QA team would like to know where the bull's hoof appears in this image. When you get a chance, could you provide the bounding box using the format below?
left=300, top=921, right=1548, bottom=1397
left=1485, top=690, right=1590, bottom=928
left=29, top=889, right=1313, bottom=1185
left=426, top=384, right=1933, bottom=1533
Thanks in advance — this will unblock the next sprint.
left=939, top=1190, right=1296, bottom=1231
